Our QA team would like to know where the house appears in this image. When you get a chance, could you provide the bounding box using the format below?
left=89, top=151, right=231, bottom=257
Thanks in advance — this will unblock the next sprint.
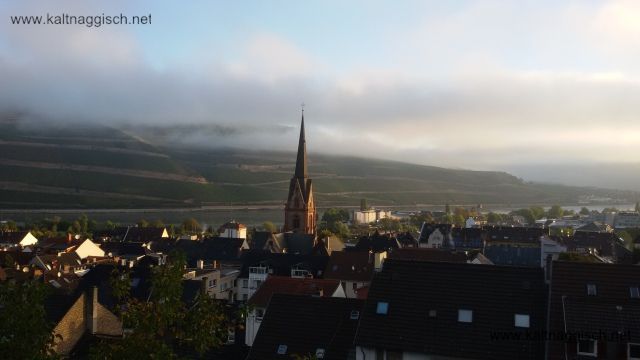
left=483, top=227, right=550, bottom=267
left=355, top=259, right=546, bottom=360
left=452, top=227, right=484, bottom=249
left=418, top=223, right=454, bottom=248
left=558, top=231, right=632, bottom=264
left=0, top=231, right=38, bottom=250
left=244, top=276, right=345, bottom=347
left=324, top=251, right=384, bottom=298
left=576, top=221, right=613, bottom=233
left=353, top=232, right=400, bottom=253
left=352, top=208, right=391, bottom=225
left=547, top=261, right=640, bottom=359
left=247, top=294, right=362, bottom=359
left=236, top=251, right=330, bottom=303
left=74, top=239, right=105, bottom=259
left=614, top=211, right=640, bottom=229
left=47, top=287, right=122, bottom=355
left=183, top=260, right=240, bottom=301
left=218, top=220, right=247, bottom=239
left=388, top=247, right=472, bottom=263
left=249, top=231, right=317, bottom=255
left=95, top=226, right=169, bottom=243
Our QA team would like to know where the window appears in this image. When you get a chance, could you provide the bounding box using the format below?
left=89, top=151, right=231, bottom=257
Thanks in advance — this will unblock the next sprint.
left=277, top=345, right=287, bottom=355
left=242, top=294, right=248, bottom=301
left=208, top=279, right=215, bottom=288
left=631, top=287, right=640, bottom=299
left=350, top=310, right=360, bottom=320
left=256, top=309, right=264, bottom=321
left=315, top=348, right=325, bottom=359
left=587, top=283, right=597, bottom=296
left=577, top=339, right=597, bottom=357
left=375, top=349, right=384, bottom=360
left=376, top=302, right=389, bottom=315
left=387, top=351, right=402, bottom=360
left=514, top=314, right=530, bottom=328
left=242, top=279, right=248, bottom=288
left=428, top=309, right=437, bottom=318
left=458, top=309, right=473, bottom=323
left=352, top=282, right=358, bottom=291
left=629, top=343, right=640, bottom=359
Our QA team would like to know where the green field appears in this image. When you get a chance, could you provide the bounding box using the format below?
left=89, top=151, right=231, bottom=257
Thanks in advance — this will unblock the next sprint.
left=0, top=121, right=638, bottom=209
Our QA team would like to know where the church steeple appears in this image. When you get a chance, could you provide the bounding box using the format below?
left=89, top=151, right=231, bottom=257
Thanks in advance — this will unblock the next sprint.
left=284, top=107, right=317, bottom=236
left=294, top=109, right=307, bottom=179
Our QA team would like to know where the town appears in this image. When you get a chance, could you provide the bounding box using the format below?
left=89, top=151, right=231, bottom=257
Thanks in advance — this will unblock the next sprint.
left=2, top=117, right=640, bottom=360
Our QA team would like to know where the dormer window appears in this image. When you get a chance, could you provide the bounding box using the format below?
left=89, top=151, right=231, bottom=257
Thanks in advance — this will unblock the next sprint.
left=586, top=283, right=597, bottom=296
left=376, top=302, right=389, bottom=315
left=577, top=339, right=597, bottom=356
left=350, top=310, right=360, bottom=320
left=514, top=314, right=530, bottom=328
left=631, top=287, right=640, bottom=299
left=277, top=345, right=287, bottom=355
left=315, top=348, right=325, bottom=358
left=458, top=309, right=473, bottom=323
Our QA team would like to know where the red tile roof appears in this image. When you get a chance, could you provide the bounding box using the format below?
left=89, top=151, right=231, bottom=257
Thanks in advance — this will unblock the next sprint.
left=248, top=276, right=341, bottom=308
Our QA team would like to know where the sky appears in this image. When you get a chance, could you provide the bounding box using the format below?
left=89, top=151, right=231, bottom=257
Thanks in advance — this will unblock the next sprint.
left=2, top=0, right=640, bottom=172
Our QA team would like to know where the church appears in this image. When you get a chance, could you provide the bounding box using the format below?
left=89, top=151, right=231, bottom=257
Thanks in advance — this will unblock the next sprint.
left=284, top=110, right=317, bottom=236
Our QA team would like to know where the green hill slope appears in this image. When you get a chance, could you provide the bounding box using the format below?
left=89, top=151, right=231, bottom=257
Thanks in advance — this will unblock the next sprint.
left=0, top=120, right=637, bottom=209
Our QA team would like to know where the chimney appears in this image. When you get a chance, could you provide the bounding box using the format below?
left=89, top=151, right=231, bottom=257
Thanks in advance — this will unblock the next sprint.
left=213, top=260, right=219, bottom=269
left=544, top=254, right=553, bottom=283
left=90, top=286, right=98, bottom=334
left=201, top=276, right=208, bottom=294
left=197, top=259, right=204, bottom=269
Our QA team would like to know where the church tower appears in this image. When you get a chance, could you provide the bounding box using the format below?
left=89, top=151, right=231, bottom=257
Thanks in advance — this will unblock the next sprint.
left=284, top=110, right=317, bottom=235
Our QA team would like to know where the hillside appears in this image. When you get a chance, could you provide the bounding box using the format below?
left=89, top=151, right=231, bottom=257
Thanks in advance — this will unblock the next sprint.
left=0, top=120, right=637, bottom=209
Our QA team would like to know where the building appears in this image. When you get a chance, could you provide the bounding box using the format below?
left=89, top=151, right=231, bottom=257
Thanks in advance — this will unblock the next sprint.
left=247, top=294, right=363, bottom=360
left=418, top=223, right=454, bottom=249
left=218, top=220, right=247, bottom=240
left=0, top=231, right=38, bottom=250
left=324, top=251, right=384, bottom=298
left=547, top=261, right=640, bottom=359
left=284, top=111, right=317, bottom=235
left=355, top=259, right=546, bottom=360
left=245, top=276, right=345, bottom=347
left=352, top=209, right=391, bottom=225
left=614, top=211, right=640, bottom=229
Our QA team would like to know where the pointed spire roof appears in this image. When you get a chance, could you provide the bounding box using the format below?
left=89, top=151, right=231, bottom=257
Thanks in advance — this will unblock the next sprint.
left=294, top=109, right=307, bottom=179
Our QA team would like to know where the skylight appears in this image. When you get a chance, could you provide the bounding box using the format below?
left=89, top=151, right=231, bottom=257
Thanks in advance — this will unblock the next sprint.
left=376, top=302, right=389, bottom=315
left=458, top=309, right=473, bottom=323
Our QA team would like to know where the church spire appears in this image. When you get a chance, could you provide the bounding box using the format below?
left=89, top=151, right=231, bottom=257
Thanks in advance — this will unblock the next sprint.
left=294, top=107, right=307, bottom=179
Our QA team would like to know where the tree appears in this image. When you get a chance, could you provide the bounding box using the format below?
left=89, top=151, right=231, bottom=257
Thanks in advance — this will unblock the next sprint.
left=152, top=219, right=165, bottom=228
left=636, top=202, right=640, bottom=213
left=92, top=253, right=228, bottom=359
left=377, top=218, right=401, bottom=232
left=547, top=205, right=564, bottom=219
left=360, top=198, right=369, bottom=211
left=530, top=206, right=545, bottom=220
left=510, top=209, right=535, bottom=225
left=137, top=219, right=149, bottom=228
left=321, top=208, right=350, bottom=223
left=181, top=218, right=202, bottom=234
left=579, top=207, right=590, bottom=216
left=487, top=212, right=503, bottom=224
left=445, top=204, right=451, bottom=215
left=410, top=212, right=433, bottom=227
left=262, top=221, right=277, bottom=233
left=0, top=280, right=60, bottom=359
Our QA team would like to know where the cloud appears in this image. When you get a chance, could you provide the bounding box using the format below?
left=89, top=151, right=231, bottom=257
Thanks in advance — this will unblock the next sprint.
left=2, top=0, right=640, bottom=176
